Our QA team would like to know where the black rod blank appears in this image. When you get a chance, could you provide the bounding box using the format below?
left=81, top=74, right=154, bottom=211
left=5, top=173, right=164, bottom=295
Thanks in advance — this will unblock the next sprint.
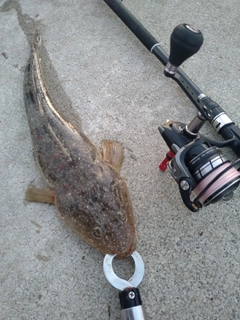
left=103, top=0, right=168, bottom=65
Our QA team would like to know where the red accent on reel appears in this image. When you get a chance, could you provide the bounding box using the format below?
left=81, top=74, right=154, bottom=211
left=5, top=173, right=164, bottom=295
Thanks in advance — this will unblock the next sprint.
left=159, top=150, right=175, bottom=171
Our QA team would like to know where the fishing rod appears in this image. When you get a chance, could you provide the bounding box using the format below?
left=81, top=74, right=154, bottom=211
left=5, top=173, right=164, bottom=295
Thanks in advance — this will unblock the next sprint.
left=103, top=0, right=240, bottom=212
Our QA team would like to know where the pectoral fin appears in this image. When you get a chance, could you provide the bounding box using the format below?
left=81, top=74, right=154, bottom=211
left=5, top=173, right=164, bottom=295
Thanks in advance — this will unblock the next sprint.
left=26, top=187, right=55, bottom=204
left=102, top=140, right=124, bottom=171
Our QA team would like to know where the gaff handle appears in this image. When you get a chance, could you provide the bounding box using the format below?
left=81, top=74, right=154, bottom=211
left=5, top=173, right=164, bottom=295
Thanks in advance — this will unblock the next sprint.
left=119, top=287, right=147, bottom=320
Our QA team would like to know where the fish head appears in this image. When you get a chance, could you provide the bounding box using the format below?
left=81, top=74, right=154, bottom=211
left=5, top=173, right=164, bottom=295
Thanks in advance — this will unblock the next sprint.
left=56, top=167, right=136, bottom=259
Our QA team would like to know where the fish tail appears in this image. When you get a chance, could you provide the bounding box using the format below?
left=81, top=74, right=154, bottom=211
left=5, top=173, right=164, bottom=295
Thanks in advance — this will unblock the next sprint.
left=32, top=30, right=41, bottom=51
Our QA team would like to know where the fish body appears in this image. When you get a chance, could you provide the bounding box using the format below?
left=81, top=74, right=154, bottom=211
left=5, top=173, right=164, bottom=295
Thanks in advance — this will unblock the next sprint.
left=24, top=33, right=136, bottom=258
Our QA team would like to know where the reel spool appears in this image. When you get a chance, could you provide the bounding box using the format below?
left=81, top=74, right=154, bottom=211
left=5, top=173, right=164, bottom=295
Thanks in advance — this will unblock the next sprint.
left=188, top=146, right=240, bottom=206
left=168, top=140, right=240, bottom=211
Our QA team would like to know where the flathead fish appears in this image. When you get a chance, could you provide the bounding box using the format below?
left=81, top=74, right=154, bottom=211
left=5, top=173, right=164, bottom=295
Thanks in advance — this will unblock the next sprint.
left=24, top=33, right=136, bottom=258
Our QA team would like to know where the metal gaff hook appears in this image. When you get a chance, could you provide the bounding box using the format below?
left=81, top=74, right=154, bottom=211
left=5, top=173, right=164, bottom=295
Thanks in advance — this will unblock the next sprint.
left=103, top=251, right=147, bottom=319
left=103, top=251, right=145, bottom=290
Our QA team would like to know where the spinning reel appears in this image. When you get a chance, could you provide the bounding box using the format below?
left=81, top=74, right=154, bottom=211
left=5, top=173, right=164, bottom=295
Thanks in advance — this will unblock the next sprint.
left=159, top=113, right=240, bottom=212
left=103, top=0, right=240, bottom=212
left=159, top=24, right=240, bottom=211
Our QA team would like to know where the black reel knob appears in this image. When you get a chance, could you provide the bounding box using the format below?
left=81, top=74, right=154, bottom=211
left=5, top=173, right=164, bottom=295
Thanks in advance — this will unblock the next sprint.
left=165, top=23, right=204, bottom=76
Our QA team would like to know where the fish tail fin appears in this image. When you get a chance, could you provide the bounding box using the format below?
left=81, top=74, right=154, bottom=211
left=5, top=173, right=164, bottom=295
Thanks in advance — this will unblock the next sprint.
left=102, top=140, right=124, bottom=171
left=26, top=187, right=55, bottom=204
left=32, top=30, right=41, bottom=51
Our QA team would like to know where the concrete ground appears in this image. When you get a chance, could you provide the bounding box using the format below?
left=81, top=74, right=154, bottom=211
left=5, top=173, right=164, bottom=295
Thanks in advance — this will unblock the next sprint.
left=1, top=0, right=240, bottom=319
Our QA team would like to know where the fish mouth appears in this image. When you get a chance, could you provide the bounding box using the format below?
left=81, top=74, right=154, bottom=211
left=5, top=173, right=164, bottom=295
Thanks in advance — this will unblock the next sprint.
left=114, top=237, right=136, bottom=260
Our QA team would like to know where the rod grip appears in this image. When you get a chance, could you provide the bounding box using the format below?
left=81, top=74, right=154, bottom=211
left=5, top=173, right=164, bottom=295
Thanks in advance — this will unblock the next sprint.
left=103, top=0, right=158, bottom=51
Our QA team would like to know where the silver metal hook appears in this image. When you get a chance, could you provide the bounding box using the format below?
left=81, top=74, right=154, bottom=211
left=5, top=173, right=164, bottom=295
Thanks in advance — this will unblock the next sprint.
left=103, top=251, right=145, bottom=291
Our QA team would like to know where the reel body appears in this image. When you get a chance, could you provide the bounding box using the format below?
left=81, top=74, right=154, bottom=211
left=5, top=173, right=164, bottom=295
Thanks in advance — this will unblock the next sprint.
left=159, top=120, right=240, bottom=212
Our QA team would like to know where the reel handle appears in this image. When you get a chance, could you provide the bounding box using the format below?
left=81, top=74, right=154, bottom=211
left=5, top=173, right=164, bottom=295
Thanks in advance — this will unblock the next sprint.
left=165, top=24, right=203, bottom=75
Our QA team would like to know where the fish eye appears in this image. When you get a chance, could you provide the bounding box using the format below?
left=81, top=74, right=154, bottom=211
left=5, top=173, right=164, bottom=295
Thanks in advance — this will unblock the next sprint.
left=93, top=227, right=102, bottom=238
left=117, top=212, right=126, bottom=222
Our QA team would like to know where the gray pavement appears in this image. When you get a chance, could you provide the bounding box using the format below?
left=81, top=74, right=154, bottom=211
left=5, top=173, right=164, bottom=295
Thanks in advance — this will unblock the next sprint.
left=1, top=0, right=240, bottom=319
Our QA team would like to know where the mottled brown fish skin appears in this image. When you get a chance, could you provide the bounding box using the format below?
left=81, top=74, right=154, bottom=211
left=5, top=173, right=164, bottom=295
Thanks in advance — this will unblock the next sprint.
left=24, top=33, right=136, bottom=258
